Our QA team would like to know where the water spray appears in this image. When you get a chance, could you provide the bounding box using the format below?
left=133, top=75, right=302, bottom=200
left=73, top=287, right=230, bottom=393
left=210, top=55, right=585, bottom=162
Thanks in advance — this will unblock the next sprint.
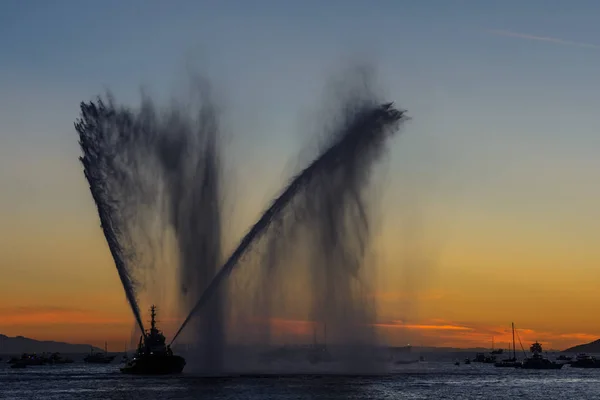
left=170, top=102, right=406, bottom=345
left=76, top=100, right=147, bottom=334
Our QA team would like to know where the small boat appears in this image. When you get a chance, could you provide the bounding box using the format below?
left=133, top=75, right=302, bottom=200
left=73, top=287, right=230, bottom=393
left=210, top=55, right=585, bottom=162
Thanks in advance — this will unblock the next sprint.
left=464, top=358, right=471, bottom=365
left=84, top=342, right=116, bottom=364
left=472, top=353, right=496, bottom=363
left=8, top=353, right=46, bottom=366
left=120, top=305, right=186, bottom=375
left=520, top=342, right=563, bottom=370
left=454, top=360, right=460, bottom=366
left=48, top=353, right=74, bottom=364
left=490, top=336, right=504, bottom=355
left=570, top=353, right=600, bottom=368
left=495, top=323, right=522, bottom=368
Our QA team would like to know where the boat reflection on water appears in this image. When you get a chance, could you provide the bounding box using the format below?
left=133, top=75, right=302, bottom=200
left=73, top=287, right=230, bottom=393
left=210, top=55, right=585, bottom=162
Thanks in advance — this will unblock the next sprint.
left=120, top=305, right=186, bottom=375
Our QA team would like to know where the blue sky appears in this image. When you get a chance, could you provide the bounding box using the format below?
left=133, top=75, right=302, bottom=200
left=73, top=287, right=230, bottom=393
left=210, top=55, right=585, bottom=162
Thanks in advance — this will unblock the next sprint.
left=1, top=0, right=600, bottom=271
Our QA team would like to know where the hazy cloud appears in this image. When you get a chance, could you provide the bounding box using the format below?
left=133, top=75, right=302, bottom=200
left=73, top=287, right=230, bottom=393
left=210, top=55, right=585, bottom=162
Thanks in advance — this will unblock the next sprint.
left=488, top=29, right=600, bottom=50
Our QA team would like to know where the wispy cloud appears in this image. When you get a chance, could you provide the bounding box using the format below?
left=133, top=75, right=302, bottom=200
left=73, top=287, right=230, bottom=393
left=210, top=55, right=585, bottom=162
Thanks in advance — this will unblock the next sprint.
left=0, top=306, right=128, bottom=326
left=488, top=29, right=600, bottom=50
left=374, top=321, right=473, bottom=331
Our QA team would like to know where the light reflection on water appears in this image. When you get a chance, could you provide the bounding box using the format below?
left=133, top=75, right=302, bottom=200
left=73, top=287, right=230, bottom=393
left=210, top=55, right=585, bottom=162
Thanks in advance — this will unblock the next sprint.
left=2, top=362, right=600, bottom=399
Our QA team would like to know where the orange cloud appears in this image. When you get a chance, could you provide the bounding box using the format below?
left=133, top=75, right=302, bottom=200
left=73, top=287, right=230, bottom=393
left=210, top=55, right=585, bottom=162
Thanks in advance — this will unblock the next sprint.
left=0, top=306, right=127, bottom=326
left=375, top=320, right=472, bottom=331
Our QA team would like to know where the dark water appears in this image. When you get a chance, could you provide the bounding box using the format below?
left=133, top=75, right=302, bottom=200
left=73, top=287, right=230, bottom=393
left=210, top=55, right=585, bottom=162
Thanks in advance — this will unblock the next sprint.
left=2, top=362, right=600, bottom=399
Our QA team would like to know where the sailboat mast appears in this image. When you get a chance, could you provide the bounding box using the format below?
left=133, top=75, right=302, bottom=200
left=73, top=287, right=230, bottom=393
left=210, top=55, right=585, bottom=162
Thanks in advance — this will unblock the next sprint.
left=512, top=322, right=516, bottom=360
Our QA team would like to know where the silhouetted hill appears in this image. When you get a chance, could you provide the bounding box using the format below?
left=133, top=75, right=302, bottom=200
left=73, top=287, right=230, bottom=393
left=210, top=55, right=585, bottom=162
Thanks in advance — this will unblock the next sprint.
left=0, top=334, right=102, bottom=354
left=564, top=339, right=600, bottom=353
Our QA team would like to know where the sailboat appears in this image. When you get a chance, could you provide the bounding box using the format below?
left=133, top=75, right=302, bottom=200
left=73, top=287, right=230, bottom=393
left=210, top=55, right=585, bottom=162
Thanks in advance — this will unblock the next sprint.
left=84, top=342, right=116, bottom=364
left=494, top=323, right=521, bottom=367
left=490, top=336, right=504, bottom=355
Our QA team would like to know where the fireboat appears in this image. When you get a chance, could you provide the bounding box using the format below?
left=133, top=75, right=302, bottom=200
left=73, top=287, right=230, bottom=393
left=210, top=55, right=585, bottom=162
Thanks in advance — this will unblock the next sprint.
left=120, top=305, right=186, bottom=375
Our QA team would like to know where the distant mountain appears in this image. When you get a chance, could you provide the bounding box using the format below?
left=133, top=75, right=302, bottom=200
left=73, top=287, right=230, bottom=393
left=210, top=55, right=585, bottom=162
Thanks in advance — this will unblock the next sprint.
left=564, top=339, right=600, bottom=353
left=0, top=334, right=103, bottom=354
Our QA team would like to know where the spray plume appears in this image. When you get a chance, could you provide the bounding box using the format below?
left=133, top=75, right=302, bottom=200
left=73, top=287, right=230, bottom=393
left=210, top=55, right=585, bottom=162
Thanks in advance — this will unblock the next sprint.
left=171, top=101, right=406, bottom=345
left=75, top=69, right=408, bottom=373
left=75, top=91, right=223, bottom=348
left=75, top=99, right=150, bottom=334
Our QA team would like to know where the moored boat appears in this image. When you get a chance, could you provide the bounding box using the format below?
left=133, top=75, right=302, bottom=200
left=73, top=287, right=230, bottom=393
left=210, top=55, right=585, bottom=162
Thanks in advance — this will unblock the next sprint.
left=570, top=353, right=600, bottom=368
left=495, top=323, right=522, bottom=368
left=520, top=342, right=563, bottom=370
left=84, top=343, right=115, bottom=364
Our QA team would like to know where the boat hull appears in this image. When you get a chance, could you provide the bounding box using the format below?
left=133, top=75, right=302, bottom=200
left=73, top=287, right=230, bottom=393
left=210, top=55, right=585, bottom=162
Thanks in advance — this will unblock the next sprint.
left=520, top=361, right=563, bottom=370
left=120, top=355, right=186, bottom=375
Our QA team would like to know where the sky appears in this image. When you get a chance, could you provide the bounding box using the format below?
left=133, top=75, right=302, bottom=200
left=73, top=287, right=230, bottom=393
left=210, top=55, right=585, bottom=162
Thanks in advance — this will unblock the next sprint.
left=1, top=0, right=600, bottom=351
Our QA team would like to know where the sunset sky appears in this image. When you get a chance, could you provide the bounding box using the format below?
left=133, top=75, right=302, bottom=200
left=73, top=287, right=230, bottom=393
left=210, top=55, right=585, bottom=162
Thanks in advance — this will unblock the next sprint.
left=2, top=0, right=600, bottom=351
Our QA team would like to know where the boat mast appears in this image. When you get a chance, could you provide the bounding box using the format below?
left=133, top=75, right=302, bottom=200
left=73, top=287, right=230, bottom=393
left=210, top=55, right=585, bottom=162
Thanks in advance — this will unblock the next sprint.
left=149, top=305, right=158, bottom=331
left=512, top=322, right=516, bottom=360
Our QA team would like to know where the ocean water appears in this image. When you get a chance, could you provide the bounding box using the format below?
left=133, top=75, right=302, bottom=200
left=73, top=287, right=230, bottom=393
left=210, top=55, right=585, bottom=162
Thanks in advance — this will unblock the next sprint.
left=2, top=361, right=600, bottom=399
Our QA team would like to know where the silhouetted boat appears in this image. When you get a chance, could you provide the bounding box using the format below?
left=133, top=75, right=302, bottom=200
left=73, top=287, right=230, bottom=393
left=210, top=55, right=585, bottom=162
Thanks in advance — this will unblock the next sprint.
left=8, top=353, right=46, bottom=366
left=47, top=352, right=74, bottom=364
left=570, top=353, right=600, bottom=368
left=120, top=305, right=186, bottom=375
left=495, top=323, right=521, bottom=368
left=556, top=354, right=573, bottom=362
left=520, top=342, right=563, bottom=369
left=472, top=353, right=496, bottom=363
left=490, top=337, right=504, bottom=355
left=84, top=342, right=115, bottom=364
left=464, top=358, right=471, bottom=365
